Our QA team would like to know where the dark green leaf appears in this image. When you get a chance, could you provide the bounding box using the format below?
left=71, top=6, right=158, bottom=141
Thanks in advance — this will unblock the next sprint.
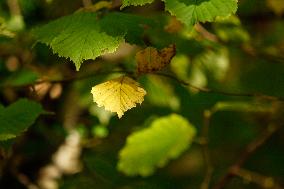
left=0, top=99, right=44, bottom=141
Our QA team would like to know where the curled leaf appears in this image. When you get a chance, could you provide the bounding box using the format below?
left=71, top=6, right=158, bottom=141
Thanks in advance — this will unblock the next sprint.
left=136, top=44, right=176, bottom=74
left=91, top=76, right=146, bottom=118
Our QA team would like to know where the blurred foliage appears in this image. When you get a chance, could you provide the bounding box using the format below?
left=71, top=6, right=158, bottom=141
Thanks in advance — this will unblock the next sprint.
left=0, top=0, right=284, bottom=189
left=0, top=99, right=44, bottom=140
left=118, top=114, right=196, bottom=176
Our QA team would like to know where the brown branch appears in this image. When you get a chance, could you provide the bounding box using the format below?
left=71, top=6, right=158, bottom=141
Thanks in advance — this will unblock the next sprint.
left=15, top=172, right=39, bottom=189
left=212, top=123, right=282, bottom=189
left=2, top=70, right=284, bottom=102
left=0, top=70, right=134, bottom=89
left=152, top=72, right=284, bottom=102
left=195, top=23, right=284, bottom=64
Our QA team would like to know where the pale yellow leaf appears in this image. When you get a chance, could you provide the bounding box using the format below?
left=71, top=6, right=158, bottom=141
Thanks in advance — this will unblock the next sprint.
left=136, top=44, right=176, bottom=74
left=91, top=76, right=146, bottom=118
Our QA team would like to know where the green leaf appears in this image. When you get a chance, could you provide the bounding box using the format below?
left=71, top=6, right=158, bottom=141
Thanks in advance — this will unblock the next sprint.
left=213, top=16, right=250, bottom=42
left=163, top=0, right=238, bottom=27
left=117, top=114, right=196, bottom=176
left=33, top=12, right=152, bottom=70
left=0, top=17, right=15, bottom=38
left=120, top=0, right=238, bottom=28
left=3, top=69, right=38, bottom=87
left=0, top=139, right=15, bottom=151
left=0, top=99, right=44, bottom=141
left=92, top=125, right=109, bottom=138
left=99, top=13, right=153, bottom=45
left=121, top=0, right=155, bottom=9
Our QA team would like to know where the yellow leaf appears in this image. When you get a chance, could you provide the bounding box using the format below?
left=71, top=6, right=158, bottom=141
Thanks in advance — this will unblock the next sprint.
left=91, top=76, right=146, bottom=118
left=136, top=44, right=176, bottom=74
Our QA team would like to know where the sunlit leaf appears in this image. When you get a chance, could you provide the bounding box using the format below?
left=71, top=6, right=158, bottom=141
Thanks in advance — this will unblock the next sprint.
left=163, top=0, right=238, bottom=28
left=0, top=17, right=15, bottom=38
left=121, top=0, right=155, bottom=9
left=7, top=15, right=25, bottom=31
left=171, top=54, right=207, bottom=91
left=33, top=12, right=152, bottom=70
left=118, top=114, right=196, bottom=176
left=121, top=0, right=238, bottom=28
left=92, top=125, right=109, bottom=138
left=91, top=76, right=147, bottom=118
left=196, top=48, right=230, bottom=81
left=213, top=16, right=250, bottom=42
left=170, top=54, right=190, bottom=80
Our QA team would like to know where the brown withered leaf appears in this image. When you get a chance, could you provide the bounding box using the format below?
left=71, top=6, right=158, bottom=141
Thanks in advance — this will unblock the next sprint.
left=136, top=44, right=176, bottom=74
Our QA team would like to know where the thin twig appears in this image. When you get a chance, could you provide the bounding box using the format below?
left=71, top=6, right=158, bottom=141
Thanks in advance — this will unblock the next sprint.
left=15, top=172, right=39, bottom=189
left=152, top=72, right=284, bottom=102
left=195, top=23, right=284, bottom=64
left=212, top=124, right=282, bottom=189
left=0, top=70, right=133, bottom=89
left=2, top=70, right=284, bottom=102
